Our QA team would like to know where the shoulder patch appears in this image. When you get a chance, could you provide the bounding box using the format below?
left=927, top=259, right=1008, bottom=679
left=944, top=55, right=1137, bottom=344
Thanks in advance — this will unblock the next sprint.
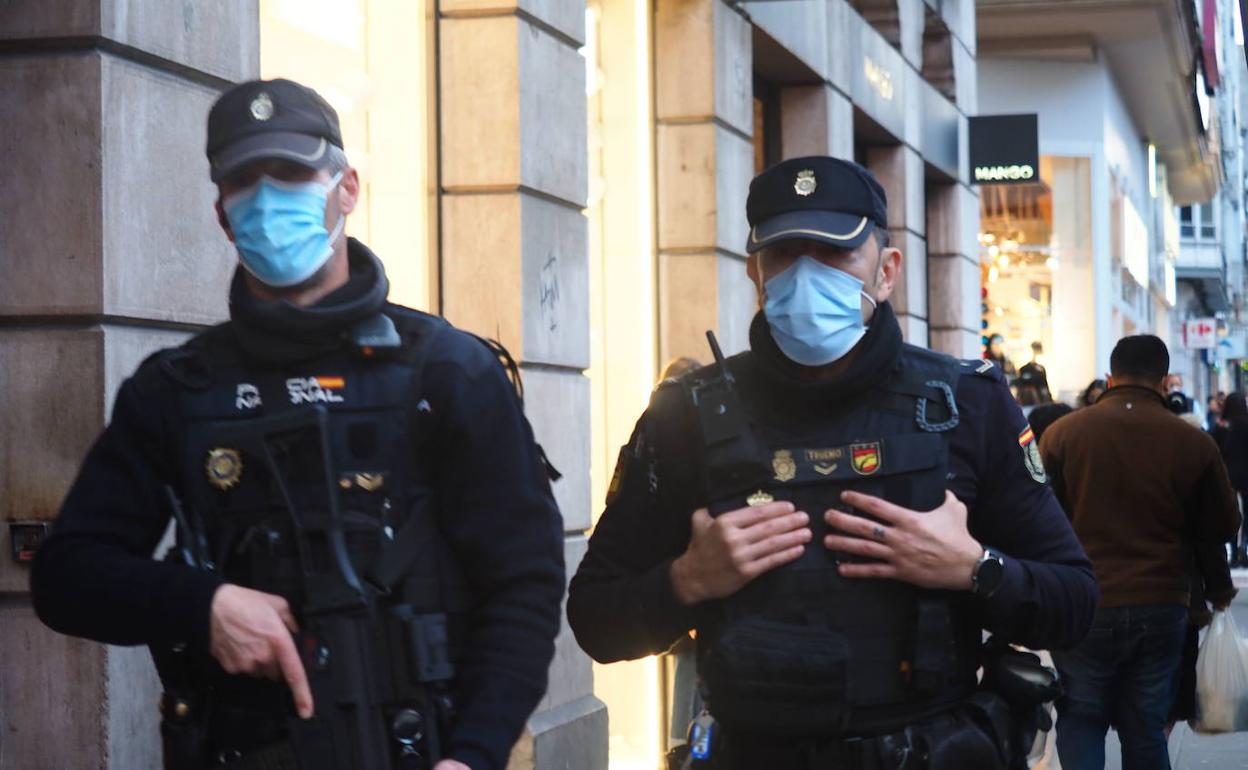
left=1018, top=426, right=1048, bottom=484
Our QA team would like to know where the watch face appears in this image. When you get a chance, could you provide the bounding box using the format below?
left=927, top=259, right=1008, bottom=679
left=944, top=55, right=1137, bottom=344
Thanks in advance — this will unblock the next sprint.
left=976, top=552, right=1005, bottom=596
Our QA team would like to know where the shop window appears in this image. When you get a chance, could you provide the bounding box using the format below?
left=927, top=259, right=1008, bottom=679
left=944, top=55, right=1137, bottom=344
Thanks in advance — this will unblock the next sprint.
left=1200, top=202, right=1217, bottom=239
left=979, top=156, right=1094, bottom=402
left=1180, top=206, right=1194, bottom=239
left=260, top=0, right=434, bottom=310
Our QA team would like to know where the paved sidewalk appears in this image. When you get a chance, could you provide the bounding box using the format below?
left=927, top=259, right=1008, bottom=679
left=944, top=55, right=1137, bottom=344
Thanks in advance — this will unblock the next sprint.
left=1033, top=570, right=1248, bottom=769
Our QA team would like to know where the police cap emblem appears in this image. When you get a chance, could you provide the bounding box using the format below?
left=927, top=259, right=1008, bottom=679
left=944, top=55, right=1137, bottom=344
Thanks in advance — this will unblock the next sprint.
left=249, top=92, right=274, bottom=121
left=205, top=448, right=243, bottom=491
left=794, top=169, right=817, bottom=197
left=747, top=490, right=775, bottom=507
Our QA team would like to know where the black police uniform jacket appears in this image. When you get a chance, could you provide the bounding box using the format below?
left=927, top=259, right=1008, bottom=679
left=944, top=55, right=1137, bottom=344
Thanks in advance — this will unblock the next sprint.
left=568, top=302, right=1097, bottom=736
left=31, top=240, right=566, bottom=770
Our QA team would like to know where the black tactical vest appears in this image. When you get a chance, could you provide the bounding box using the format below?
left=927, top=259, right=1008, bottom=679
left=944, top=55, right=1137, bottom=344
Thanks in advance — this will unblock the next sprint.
left=153, top=311, right=471, bottom=767
left=661, top=344, right=979, bottom=739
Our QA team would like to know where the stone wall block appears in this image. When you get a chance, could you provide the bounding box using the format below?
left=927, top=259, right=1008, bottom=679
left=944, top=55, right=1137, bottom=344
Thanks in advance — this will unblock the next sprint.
left=716, top=254, right=756, bottom=356
left=657, top=122, right=718, bottom=250
left=926, top=181, right=980, bottom=259
left=106, top=644, right=163, bottom=770
left=0, top=1, right=258, bottom=81
left=441, top=0, right=586, bottom=45
left=903, top=65, right=924, bottom=152
left=0, top=54, right=103, bottom=316
left=101, top=55, right=233, bottom=325
left=0, top=607, right=108, bottom=770
left=520, top=197, right=590, bottom=368
left=522, top=368, right=592, bottom=532
left=899, top=315, right=929, bottom=346
left=519, top=20, right=588, bottom=206
left=534, top=536, right=592, bottom=713
left=930, top=328, right=980, bottom=358
left=867, top=145, right=924, bottom=236
left=655, top=0, right=715, bottom=120
left=892, top=229, right=928, bottom=320
left=507, top=695, right=609, bottom=770
left=953, top=0, right=976, bottom=55
left=898, top=0, right=924, bottom=68
left=713, top=1, right=753, bottom=136
left=952, top=37, right=977, bottom=116
left=744, top=0, right=829, bottom=82
left=780, top=85, right=829, bottom=159
left=660, top=252, right=719, bottom=364
left=442, top=193, right=525, bottom=353
left=826, top=0, right=852, bottom=92
left=928, top=253, right=980, bottom=331
left=0, top=329, right=104, bottom=529
left=440, top=16, right=522, bottom=189
left=828, top=88, right=854, bottom=160
left=715, top=128, right=754, bottom=256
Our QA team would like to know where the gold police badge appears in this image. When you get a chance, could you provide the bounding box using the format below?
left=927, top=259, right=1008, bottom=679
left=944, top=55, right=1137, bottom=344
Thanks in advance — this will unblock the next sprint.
left=205, top=448, right=243, bottom=491
left=773, top=450, right=797, bottom=482
left=794, top=169, right=817, bottom=197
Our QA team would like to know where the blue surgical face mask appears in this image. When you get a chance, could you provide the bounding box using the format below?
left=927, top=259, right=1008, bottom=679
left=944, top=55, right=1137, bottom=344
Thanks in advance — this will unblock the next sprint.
left=762, top=255, right=878, bottom=366
left=223, top=171, right=345, bottom=288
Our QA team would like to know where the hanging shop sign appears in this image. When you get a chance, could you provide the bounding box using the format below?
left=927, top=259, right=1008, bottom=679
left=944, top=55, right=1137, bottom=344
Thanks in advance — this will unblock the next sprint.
left=1185, top=317, right=1217, bottom=349
left=968, top=114, right=1039, bottom=185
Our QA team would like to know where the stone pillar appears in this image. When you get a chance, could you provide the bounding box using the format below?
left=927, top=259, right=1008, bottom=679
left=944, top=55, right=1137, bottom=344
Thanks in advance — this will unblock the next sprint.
left=436, top=2, right=606, bottom=768
left=779, top=85, right=855, bottom=161
left=655, top=0, right=757, bottom=360
left=0, top=2, right=256, bottom=767
left=866, top=145, right=930, bottom=346
left=927, top=183, right=984, bottom=358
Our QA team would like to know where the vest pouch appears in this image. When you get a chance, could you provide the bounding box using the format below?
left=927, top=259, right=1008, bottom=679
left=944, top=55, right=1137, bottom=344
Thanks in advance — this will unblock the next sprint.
left=701, top=616, right=851, bottom=736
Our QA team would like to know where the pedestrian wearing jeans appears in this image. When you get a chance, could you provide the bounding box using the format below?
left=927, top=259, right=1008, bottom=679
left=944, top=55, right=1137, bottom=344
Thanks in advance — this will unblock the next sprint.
left=1039, top=335, right=1240, bottom=770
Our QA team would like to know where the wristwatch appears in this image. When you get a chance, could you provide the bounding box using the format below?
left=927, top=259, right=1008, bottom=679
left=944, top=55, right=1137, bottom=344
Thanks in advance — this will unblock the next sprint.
left=971, top=548, right=1006, bottom=598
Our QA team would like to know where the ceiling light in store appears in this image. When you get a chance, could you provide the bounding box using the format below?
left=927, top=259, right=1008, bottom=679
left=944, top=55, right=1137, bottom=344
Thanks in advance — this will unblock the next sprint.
left=995, top=306, right=1005, bottom=317
left=979, top=233, right=996, bottom=246
left=1002, top=239, right=1018, bottom=252
left=988, top=266, right=1000, bottom=283
left=997, top=254, right=1010, bottom=268
left=1046, top=257, right=1060, bottom=271
left=988, top=245, right=1000, bottom=258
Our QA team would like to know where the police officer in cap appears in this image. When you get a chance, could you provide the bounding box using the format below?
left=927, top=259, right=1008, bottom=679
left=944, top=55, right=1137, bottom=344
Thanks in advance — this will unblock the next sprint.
left=32, top=78, right=565, bottom=770
left=568, top=157, right=1097, bottom=769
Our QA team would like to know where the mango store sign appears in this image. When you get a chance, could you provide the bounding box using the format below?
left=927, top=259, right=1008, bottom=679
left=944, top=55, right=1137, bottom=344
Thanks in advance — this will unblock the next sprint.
left=969, top=114, right=1039, bottom=186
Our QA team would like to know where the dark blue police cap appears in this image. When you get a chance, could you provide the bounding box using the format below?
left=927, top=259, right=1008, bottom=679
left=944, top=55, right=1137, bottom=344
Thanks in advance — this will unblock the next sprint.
left=746, top=156, right=889, bottom=253
left=207, top=78, right=344, bottom=182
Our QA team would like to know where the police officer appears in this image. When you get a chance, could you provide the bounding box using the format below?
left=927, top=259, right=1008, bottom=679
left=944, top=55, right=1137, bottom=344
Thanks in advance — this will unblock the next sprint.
left=567, top=157, right=1098, bottom=769
left=31, top=79, right=565, bottom=770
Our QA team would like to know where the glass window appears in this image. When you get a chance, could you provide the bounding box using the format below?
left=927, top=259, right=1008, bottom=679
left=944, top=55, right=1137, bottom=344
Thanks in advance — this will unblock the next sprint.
left=260, top=0, right=434, bottom=310
left=1180, top=206, right=1194, bottom=239
left=1200, top=202, right=1216, bottom=239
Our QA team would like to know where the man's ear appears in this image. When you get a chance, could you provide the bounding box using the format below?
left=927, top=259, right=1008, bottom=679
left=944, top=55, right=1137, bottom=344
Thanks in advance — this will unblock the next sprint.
left=873, top=246, right=902, bottom=303
left=1105, top=375, right=1115, bottom=390
left=337, top=167, right=360, bottom=216
left=215, top=199, right=235, bottom=243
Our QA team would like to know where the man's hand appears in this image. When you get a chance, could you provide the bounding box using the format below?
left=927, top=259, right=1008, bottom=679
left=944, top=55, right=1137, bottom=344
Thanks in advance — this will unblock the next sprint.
left=823, top=490, right=983, bottom=591
left=670, top=501, right=811, bottom=605
left=1211, top=589, right=1238, bottom=612
left=209, top=584, right=314, bottom=719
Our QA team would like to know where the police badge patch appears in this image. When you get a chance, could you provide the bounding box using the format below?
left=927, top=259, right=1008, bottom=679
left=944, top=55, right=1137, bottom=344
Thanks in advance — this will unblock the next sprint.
left=851, top=442, right=882, bottom=475
left=1018, top=427, right=1047, bottom=484
left=773, top=450, right=797, bottom=482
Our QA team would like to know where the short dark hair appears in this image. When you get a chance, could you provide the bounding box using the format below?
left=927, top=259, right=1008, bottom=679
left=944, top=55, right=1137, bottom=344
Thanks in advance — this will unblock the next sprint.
left=874, top=227, right=890, bottom=249
left=1109, top=335, right=1169, bottom=383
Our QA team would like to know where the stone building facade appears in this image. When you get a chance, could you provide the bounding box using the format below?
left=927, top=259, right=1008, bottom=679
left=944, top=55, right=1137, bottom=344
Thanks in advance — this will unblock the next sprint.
left=0, top=1, right=981, bottom=768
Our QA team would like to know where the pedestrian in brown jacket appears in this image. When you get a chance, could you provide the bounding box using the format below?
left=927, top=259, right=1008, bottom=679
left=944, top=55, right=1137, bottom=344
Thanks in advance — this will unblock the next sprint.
left=1039, top=335, right=1240, bottom=770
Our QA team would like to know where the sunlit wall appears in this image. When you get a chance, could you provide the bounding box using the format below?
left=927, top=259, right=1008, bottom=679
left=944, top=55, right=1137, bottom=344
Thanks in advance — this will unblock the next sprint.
left=260, top=0, right=435, bottom=311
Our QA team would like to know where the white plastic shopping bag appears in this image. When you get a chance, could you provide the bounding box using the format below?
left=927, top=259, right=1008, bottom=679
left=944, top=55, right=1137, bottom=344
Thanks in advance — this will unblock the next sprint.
left=1192, top=610, right=1248, bottom=733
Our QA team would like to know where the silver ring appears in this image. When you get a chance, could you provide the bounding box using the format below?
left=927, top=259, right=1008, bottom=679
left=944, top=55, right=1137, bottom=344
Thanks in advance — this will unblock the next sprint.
left=872, top=526, right=886, bottom=541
